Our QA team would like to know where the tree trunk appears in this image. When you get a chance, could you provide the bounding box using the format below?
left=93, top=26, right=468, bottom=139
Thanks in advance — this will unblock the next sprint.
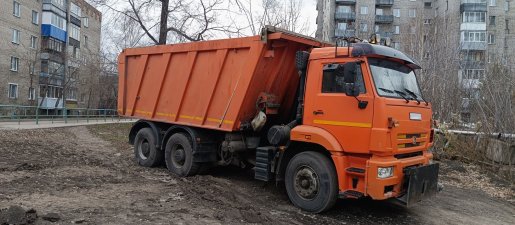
left=158, top=0, right=169, bottom=45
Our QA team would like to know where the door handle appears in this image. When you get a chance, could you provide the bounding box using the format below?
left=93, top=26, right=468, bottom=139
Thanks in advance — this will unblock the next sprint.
left=313, top=110, right=324, bottom=115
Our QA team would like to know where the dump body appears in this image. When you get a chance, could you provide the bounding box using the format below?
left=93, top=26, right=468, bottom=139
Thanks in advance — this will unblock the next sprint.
left=118, top=31, right=328, bottom=131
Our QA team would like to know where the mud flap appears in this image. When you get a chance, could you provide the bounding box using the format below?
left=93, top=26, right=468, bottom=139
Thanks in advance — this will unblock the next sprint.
left=397, top=163, right=439, bottom=207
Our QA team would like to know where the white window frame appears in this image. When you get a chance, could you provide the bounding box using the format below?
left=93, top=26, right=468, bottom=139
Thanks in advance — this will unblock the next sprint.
left=32, top=10, right=39, bottom=24
left=488, top=33, right=495, bottom=44
left=10, top=56, right=19, bottom=71
left=394, top=26, right=400, bottom=34
left=393, top=9, right=400, bottom=18
left=12, top=29, right=20, bottom=44
left=360, top=6, right=368, bottom=15
left=13, top=1, right=20, bottom=17
left=409, top=9, right=416, bottom=18
left=83, top=17, right=89, bottom=28
left=28, top=87, right=35, bottom=100
left=360, top=23, right=368, bottom=32
left=8, top=83, right=18, bottom=99
left=30, top=35, right=37, bottom=49
left=490, top=0, right=496, bottom=6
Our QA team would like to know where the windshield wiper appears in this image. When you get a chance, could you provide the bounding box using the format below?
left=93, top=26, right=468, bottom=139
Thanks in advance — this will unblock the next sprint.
left=404, top=88, right=429, bottom=106
left=378, top=87, right=395, bottom=93
left=404, top=89, right=421, bottom=105
left=394, top=90, right=410, bottom=103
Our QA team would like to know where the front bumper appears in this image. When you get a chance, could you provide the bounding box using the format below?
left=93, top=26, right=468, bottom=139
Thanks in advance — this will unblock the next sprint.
left=365, top=153, right=438, bottom=204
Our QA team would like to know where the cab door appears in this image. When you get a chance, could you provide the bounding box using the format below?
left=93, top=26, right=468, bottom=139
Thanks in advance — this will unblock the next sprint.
left=303, top=59, right=374, bottom=153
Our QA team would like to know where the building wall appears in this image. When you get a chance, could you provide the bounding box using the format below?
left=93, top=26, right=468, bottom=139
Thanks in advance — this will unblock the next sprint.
left=0, top=0, right=42, bottom=106
left=0, top=0, right=103, bottom=109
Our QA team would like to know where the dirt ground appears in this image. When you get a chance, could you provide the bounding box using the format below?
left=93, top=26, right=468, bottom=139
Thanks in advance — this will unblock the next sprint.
left=0, top=124, right=513, bottom=225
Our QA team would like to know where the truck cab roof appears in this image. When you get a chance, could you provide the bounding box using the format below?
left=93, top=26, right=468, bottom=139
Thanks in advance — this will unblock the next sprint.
left=310, top=43, right=421, bottom=70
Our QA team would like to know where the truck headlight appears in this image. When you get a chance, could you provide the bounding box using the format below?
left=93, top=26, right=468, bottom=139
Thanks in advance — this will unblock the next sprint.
left=378, top=167, right=394, bottom=179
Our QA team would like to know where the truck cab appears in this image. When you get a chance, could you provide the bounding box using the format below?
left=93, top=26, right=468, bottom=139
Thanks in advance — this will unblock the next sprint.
left=284, top=42, right=438, bottom=211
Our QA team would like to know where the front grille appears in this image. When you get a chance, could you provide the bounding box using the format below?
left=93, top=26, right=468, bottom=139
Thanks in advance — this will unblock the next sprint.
left=397, top=133, right=427, bottom=149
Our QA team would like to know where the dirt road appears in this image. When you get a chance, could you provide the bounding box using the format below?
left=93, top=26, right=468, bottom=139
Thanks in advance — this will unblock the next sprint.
left=0, top=124, right=513, bottom=225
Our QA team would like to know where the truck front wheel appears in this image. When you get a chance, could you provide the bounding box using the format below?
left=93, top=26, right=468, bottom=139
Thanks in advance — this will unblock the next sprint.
left=164, top=133, right=200, bottom=177
left=285, top=151, right=338, bottom=213
left=134, top=128, right=163, bottom=167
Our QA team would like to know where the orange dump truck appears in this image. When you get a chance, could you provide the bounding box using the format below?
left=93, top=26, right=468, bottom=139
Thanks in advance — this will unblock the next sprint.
left=118, top=27, right=439, bottom=212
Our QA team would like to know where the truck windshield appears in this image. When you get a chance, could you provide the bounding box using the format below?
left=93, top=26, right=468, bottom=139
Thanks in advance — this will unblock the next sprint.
left=368, top=58, right=423, bottom=100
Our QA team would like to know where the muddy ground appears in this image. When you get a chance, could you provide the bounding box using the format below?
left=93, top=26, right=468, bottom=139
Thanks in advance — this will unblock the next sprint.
left=0, top=124, right=513, bottom=225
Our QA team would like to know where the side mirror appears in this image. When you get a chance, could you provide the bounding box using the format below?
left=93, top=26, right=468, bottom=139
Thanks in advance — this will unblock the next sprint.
left=335, top=63, right=359, bottom=97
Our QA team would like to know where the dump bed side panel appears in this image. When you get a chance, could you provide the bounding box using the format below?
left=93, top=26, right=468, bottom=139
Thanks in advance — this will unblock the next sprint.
left=118, top=33, right=326, bottom=132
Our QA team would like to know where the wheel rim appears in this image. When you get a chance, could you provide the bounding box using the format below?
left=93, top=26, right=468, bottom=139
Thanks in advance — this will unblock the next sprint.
left=293, top=165, right=319, bottom=200
left=138, top=140, right=151, bottom=160
left=172, top=144, right=186, bottom=168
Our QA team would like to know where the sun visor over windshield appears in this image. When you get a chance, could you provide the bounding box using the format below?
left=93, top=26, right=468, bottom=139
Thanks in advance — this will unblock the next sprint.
left=351, top=43, right=422, bottom=70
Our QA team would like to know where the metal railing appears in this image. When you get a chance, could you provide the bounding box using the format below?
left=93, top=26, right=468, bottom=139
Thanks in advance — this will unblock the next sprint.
left=0, top=105, right=132, bottom=125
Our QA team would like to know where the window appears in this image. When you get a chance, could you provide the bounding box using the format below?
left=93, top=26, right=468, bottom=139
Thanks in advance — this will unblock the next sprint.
left=70, top=3, right=82, bottom=17
left=462, top=31, right=486, bottom=42
left=43, top=60, right=64, bottom=76
left=488, top=34, right=495, bottom=44
left=360, top=6, right=368, bottom=15
left=490, top=16, right=496, bottom=25
left=10, top=57, right=19, bottom=71
left=51, top=13, right=66, bottom=30
left=8, top=84, right=18, bottom=99
left=30, top=36, right=37, bottom=48
left=490, top=0, right=496, bottom=6
left=369, top=58, right=422, bottom=100
left=83, top=17, right=89, bottom=28
left=394, top=9, right=400, bottom=18
left=13, top=1, right=20, bottom=17
left=12, top=29, right=20, bottom=44
left=394, top=26, right=400, bottom=34
left=39, top=85, right=63, bottom=98
left=28, top=87, right=35, bottom=100
left=29, top=62, right=35, bottom=75
left=84, top=35, right=88, bottom=48
left=322, top=63, right=365, bottom=94
left=409, top=9, right=416, bottom=18
left=462, top=12, right=486, bottom=23
left=424, top=19, right=432, bottom=24
left=66, top=88, right=77, bottom=100
left=424, top=2, right=432, bottom=8
left=424, top=52, right=430, bottom=59
left=337, top=5, right=352, bottom=13
left=374, top=25, right=379, bottom=32
left=376, top=8, right=383, bottom=16
left=360, top=23, right=368, bottom=32
left=463, top=69, right=485, bottom=80
left=42, top=37, right=64, bottom=52
left=32, top=11, right=39, bottom=24
left=505, top=1, right=510, bottom=11
left=69, top=24, right=80, bottom=40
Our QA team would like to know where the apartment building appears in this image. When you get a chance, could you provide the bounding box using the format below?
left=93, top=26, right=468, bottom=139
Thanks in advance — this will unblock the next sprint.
left=0, top=0, right=101, bottom=111
left=316, top=0, right=514, bottom=121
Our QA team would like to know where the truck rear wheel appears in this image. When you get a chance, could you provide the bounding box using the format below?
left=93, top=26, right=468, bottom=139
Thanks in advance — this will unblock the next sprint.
left=285, top=151, right=338, bottom=213
left=134, top=128, right=163, bottom=167
left=165, top=133, right=200, bottom=177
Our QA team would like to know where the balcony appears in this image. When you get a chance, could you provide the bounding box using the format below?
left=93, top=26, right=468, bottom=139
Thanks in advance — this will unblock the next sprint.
left=460, top=60, right=486, bottom=69
left=335, top=12, right=356, bottom=21
left=376, top=0, right=394, bottom=6
left=336, top=0, right=356, bottom=5
left=377, top=31, right=393, bottom=38
left=460, top=0, right=487, bottom=12
left=375, top=15, right=394, bottom=23
left=38, top=97, right=64, bottom=109
left=335, top=29, right=356, bottom=37
left=461, top=41, right=487, bottom=50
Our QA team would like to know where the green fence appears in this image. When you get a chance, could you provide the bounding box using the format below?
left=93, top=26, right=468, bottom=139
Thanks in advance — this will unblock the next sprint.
left=0, top=105, right=133, bottom=125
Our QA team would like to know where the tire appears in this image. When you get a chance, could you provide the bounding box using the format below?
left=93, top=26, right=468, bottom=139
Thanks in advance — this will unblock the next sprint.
left=165, top=133, right=200, bottom=177
left=134, top=128, right=163, bottom=167
left=285, top=151, right=338, bottom=213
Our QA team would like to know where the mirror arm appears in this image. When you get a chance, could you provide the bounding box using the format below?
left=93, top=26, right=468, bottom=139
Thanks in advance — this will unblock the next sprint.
left=354, top=96, right=368, bottom=109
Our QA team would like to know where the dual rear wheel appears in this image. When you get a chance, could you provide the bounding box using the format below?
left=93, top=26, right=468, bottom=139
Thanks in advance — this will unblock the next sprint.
left=134, top=129, right=199, bottom=176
